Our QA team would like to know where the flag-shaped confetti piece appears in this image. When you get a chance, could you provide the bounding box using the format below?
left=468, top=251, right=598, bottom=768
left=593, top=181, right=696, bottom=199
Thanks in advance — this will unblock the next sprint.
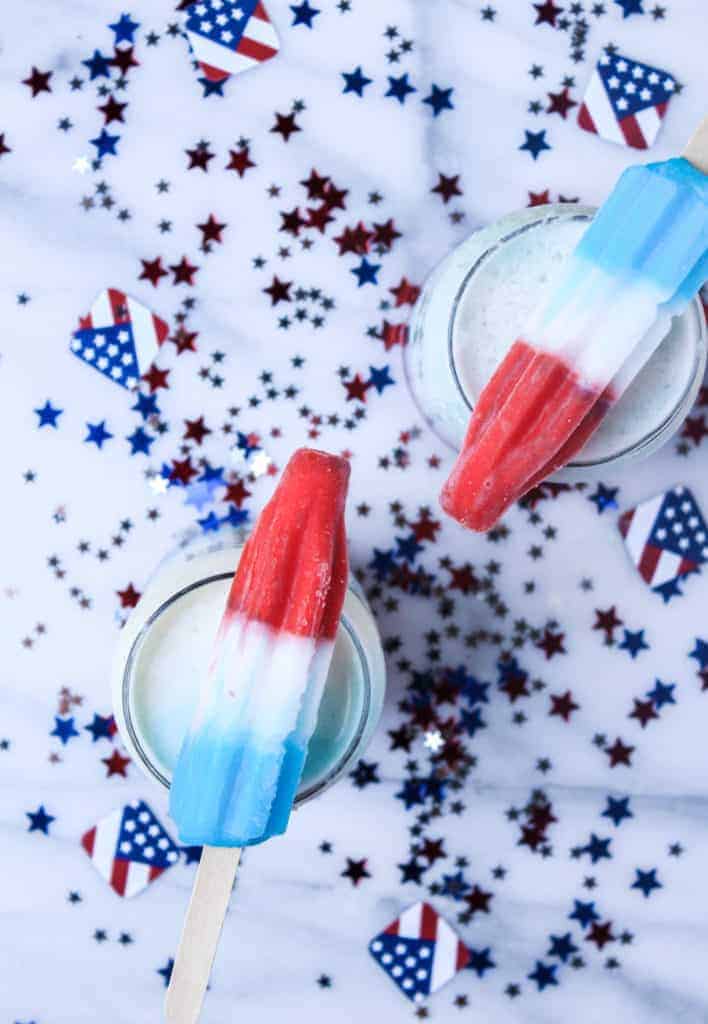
left=70, top=288, right=169, bottom=390
left=81, top=800, right=180, bottom=897
left=183, top=0, right=279, bottom=85
left=578, top=50, right=676, bottom=150
left=619, top=486, right=708, bottom=601
left=369, top=902, right=470, bottom=1003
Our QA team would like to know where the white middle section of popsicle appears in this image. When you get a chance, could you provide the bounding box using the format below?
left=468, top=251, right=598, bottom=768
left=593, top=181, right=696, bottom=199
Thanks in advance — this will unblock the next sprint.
left=193, top=616, right=334, bottom=744
left=528, top=260, right=670, bottom=389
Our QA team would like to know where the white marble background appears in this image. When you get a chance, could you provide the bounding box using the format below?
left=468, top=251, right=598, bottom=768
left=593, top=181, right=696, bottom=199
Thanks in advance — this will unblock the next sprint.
left=2, top=1, right=708, bottom=1022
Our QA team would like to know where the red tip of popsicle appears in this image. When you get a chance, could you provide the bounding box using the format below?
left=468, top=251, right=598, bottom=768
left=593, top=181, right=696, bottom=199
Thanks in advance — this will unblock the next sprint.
left=440, top=345, right=602, bottom=532
left=225, top=448, right=350, bottom=640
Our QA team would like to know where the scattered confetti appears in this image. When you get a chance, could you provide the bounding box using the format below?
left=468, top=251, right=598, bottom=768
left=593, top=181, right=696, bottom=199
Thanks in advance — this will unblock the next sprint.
left=81, top=801, right=180, bottom=897
left=369, top=902, right=469, bottom=1003
left=578, top=49, right=676, bottom=150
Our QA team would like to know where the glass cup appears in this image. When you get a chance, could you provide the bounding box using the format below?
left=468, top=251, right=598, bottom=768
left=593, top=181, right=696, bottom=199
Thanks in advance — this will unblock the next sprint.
left=405, top=204, right=707, bottom=479
left=111, top=527, right=387, bottom=808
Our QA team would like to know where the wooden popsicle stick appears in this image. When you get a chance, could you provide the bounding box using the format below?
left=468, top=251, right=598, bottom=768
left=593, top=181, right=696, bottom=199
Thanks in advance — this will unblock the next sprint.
left=165, top=845, right=242, bottom=1024
left=683, top=114, right=708, bottom=174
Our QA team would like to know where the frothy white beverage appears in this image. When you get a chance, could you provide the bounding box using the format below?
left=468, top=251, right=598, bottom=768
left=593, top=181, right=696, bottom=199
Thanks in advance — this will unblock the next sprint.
left=452, top=217, right=698, bottom=464
left=128, top=576, right=367, bottom=794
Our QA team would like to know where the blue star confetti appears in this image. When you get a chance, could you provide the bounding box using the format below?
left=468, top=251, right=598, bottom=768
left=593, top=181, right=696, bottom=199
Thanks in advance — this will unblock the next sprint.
left=589, top=483, right=619, bottom=513
left=632, top=868, right=662, bottom=897
left=27, top=806, right=55, bottom=834
left=351, top=258, right=381, bottom=286
left=90, top=129, right=120, bottom=158
left=109, top=13, right=140, bottom=44
left=82, top=50, right=113, bottom=80
left=423, top=84, right=454, bottom=117
left=290, top=1, right=320, bottom=27
left=528, top=960, right=558, bottom=991
left=85, top=714, right=117, bottom=742
left=126, top=426, right=155, bottom=455
left=602, top=796, right=633, bottom=827
left=615, top=0, right=645, bottom=16
left=157, top=959, right=174, bottom=986
left=385, top=73, right=417, bottom=105
left=50, top=716, right=80, bottom=745
left=519, top=129, right=550, bottom=159
left=35, top=400, right=63, bottom=428
left=342, top=66, right=372, bottom=96
left=618, top=629, right=649, bottom=659
left=85, top=421, right=114, bottom=448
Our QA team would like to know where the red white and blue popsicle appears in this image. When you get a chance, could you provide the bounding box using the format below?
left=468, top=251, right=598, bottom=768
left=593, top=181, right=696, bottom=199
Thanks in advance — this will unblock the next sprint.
left=167, top=448, right=350, bottom=1024
left=441, top=124, right=708, bottom=533
left=170, top=447, right=350, bottom=848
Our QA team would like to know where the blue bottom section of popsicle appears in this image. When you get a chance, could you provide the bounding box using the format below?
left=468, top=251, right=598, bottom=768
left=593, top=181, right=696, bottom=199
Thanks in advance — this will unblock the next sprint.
left=170, top=729, right=308, bottom=847
left=540, top=158, right=708, bottom=341
left=575, top=158, right=708, bottom=289
left=672, top=250, right=708, bottom=309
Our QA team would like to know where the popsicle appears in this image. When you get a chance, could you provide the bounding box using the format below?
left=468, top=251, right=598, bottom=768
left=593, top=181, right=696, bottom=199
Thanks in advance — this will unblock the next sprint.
left=441, top=119, right=708, bottom=532
left=522, top=248, right=708, bottom=492
left=170, top=446, right=350, bottom=848
left=166, top=447, right=350, bottom=1024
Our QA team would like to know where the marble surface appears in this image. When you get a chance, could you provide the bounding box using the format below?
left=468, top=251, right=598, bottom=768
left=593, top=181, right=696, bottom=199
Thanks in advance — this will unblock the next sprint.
left=2, top=1, right=708, bottom=1021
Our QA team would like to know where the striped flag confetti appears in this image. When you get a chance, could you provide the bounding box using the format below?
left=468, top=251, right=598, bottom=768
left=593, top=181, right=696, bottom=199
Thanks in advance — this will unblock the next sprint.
left=81, top=801, right=180, bottom=898
left=578, top=50, right=676, bottom=150
left=369, top=901, right=470, bottom=1003
left=183, top=0, right=279, bottom=85
left=619, top=486, right=708, bottom=601
left=70, top=288, right=169, bottom=391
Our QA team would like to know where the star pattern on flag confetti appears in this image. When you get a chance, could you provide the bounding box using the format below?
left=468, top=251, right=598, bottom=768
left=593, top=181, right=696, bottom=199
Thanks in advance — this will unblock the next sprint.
left=71, top=289, right=169, bottom=391
left=369, top=902, right=470, bottom=1003
left=578, top=49, right=676, bottom=149
left=81, top=801, right=180, bottom=897
left=182, top=0, right=280, bottom=92
left=619, top=487, right=708, bottom=601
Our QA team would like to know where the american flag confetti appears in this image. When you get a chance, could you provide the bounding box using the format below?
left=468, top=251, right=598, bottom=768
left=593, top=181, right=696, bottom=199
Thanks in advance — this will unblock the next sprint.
left=578, top=50, right=676, bottom=150
left=81, top=801, right=180, bottom=897
left=183, top=0, right=280, bottom=87
left=70, top=289, right=169, bottom=391
left=618, top=486, right=708, bottom=600
left=369, top=902, right=470, bottom=1003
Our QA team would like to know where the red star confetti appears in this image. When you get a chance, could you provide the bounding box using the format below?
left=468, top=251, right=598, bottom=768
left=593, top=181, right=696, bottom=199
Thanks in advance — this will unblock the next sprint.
left=22, top=66, right=52, bottom=96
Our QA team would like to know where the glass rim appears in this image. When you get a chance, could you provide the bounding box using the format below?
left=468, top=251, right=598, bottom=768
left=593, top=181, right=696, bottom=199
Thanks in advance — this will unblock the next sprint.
left=447, top=204, right=707, bottom=470
left=120, top=570, right=373, bottom=808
